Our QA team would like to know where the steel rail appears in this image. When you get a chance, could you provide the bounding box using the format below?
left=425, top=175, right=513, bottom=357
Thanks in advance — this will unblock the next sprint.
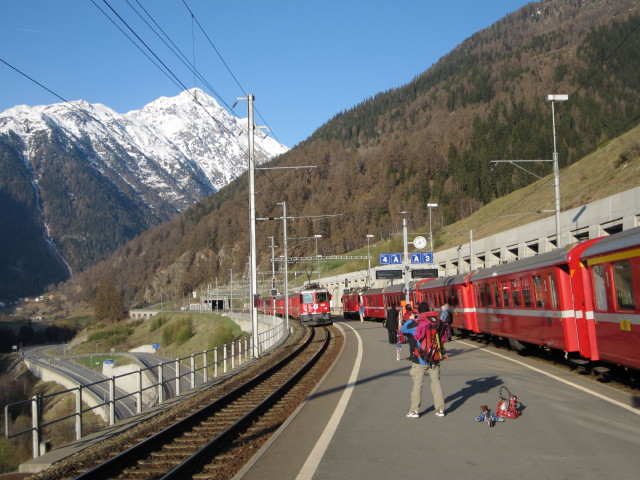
left=72, top=326, right=326, bottom=480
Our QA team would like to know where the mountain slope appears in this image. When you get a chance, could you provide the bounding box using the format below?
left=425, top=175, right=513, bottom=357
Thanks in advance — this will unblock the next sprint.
left=47, top=0, right=640, bottom=309
left=0, top=89, right=287, bottom=299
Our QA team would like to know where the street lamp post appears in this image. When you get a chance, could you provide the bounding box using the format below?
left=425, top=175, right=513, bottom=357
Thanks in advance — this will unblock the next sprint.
left=546, top=94, right=568, bottom=248
left=314, top=234, right=322, bottom=285
left=427, top=203, right=438, bottom=258
left=366, top=234, right=374, bottom=288
left=399, top=212, right=411, bottom=305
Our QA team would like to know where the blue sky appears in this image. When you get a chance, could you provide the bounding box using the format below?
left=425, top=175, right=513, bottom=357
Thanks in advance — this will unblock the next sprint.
left=0, top=1, right=530, bottom=147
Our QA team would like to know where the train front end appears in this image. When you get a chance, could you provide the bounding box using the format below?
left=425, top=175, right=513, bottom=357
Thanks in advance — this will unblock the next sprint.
left=299, top=287, right=333, bottom=326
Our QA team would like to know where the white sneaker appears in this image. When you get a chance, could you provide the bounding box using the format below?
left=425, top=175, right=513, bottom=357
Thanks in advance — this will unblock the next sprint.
left=435, top=409, right=445, bottom=417
left=406, top=411, right=419, bottom=418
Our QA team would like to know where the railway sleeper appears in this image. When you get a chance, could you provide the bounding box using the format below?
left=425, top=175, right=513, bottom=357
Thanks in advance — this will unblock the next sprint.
left=137, top=457, right=183, bottom=467
left=123, top=466, right=172, bottom=476
left=162, top=443, right=198, bottom=452
left=150, top=451, right=191, bottom=459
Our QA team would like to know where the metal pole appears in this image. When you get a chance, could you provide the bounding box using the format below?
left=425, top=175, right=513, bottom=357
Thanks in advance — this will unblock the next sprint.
left=427, top=203, right=438, bottom=259
left=547, top=94, right=567, bottom=248
left=241, top=93, right=260, bottom=358
left=229, top=269, right=233, bottom=311
left=366, top=235, right=372, bottom=288
left=315, top=235, right=321, bottom=284
left=470, top=229, right=475, bottom=271
left=269, top=236, right=276, bottom=290
left=280, top=202, right=289, bottom=330
left=551, top=101, right=561, bottom=248
left=400, top=212, right=410, bottom=305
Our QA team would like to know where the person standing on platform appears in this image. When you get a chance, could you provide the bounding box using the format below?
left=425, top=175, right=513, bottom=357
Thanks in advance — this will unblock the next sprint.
left=403, top=304, right=415, bottom=360
left=359, top=304, right=365, bottom=323
left=401, top=311, right=445, bottom=419
left=385, top=306, right=399, bottom=344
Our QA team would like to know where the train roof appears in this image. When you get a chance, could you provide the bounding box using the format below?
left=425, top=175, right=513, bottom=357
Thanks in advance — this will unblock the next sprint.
left=470, top=244, right=577, bottom=281
left=360, top=281, right=418, bottom=296
left=415, top=273, right=469, bottom=288
left=580, top=225, right=640, bottom=259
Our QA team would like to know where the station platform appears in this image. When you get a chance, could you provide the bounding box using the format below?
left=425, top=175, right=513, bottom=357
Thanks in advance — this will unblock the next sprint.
left=236, top=319, right=640, bottom=480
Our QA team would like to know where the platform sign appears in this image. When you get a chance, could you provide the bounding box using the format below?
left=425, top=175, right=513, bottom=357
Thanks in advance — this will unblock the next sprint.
left=411, top=268, right=439, bottom=279
left=153, top=343, right=160, bottom=350
left=379, top=253, right=403, bottom=265
left=411, top=252, right=434, bottom=264
left=376, top=269, right=403, bottom=280
left=103, top=359, right=114, bottom=365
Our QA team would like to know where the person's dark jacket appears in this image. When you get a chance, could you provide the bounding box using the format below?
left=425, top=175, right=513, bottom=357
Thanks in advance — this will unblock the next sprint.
left=386, top=307, right=399, bottom=331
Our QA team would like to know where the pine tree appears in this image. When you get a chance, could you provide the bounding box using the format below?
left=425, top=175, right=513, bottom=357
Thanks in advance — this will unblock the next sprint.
left=94, top=278, right=126, bottom=323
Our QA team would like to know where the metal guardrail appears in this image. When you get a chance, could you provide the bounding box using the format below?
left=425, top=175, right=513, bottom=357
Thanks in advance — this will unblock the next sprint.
left=4, top=318, right=288, bottom=459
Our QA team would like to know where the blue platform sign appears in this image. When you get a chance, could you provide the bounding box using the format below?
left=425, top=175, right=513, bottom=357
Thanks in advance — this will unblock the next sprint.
left=103, top=359, right=114, bottom=365
left=152, top=343, right=160, bottom=350
left=379, top=253, right=403, bottom=265
left=411, top=252, right=434, bottom=264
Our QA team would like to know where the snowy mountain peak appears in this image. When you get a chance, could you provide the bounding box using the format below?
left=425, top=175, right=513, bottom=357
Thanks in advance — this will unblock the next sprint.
left=0, top=89, right=289, bottom=293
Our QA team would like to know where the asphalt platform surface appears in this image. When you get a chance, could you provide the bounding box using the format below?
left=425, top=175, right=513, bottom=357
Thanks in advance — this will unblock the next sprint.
left=236, top=319, right=640, bottom=480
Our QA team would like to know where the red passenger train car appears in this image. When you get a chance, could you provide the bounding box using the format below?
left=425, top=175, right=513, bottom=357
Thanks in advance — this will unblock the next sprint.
left=466, top=239, right=599, bottom=353
left=578, top=226, right=640, bottom=370
left=413, top=273, right=478, bottom=333
left=338, top=226, right=640, bottom=373
left=263, top=284, right=332, bottom=326
left=341, top=290, right=361, bottom=319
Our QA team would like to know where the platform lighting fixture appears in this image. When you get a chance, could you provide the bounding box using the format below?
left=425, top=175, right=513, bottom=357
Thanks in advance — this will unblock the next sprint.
left=427, top=203, right=438, bottom=257
left=366, top=235, right=374, bottom=288
left=399, top=212, right=411, bottom=304
left=546, top=94, right=568, bottom=248
left=314, top=234, right=322, bottom=284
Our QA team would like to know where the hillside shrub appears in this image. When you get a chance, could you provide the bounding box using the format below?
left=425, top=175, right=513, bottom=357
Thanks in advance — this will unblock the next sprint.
left=162, top=318, right=193, bottom=346
left=149, top=316, right=168, bottom=332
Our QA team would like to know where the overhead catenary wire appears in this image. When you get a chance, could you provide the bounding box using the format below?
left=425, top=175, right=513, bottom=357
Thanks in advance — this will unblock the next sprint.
left=94, top=0, right=247, bottom=154
left=92, top=0, right=296, bottom=218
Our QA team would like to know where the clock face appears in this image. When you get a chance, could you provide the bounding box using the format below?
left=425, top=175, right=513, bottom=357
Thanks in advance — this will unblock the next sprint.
left=413, top=236, right=427, bottom=249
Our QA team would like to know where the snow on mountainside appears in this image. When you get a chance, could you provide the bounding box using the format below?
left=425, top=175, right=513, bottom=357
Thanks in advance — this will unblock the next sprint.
left=0, top=89, right=288, bottom=299
left=0, top=88, right=288, bottom=208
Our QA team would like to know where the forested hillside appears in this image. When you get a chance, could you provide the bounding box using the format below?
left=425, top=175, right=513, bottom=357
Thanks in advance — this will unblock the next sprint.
left=61, top=0, right=640, bottom=311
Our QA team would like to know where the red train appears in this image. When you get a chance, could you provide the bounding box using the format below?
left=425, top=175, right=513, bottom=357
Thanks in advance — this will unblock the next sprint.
left=340, top=226, right=640, bottom=372
left=261, top=284, right=333, bottom=326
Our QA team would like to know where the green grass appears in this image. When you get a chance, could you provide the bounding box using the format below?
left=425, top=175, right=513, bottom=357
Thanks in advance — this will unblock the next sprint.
left=75, top=355, right=123, bottom=371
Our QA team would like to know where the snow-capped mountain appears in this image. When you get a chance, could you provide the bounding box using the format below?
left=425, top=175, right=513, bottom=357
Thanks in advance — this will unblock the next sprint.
left=0, top=89, right=288, bottom=300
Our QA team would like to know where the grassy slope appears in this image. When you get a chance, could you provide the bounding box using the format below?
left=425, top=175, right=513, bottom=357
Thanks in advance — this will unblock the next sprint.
left=306, top=125, right=640, bottom=282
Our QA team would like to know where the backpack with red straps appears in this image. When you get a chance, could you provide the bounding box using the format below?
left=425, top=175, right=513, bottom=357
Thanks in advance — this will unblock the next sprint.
left=413, top=312, right=449, bottom=364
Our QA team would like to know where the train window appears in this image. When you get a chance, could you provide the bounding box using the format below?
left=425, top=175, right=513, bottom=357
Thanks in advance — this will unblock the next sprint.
left=484, top=283, right=493, bottom=306
left=502, top=281, right=511, bottom=308
left=302, top=293, right=314, bottom=304
left=521, top=277, right=532, bottom=308
left=475, top=286, right=483, bottom=306
left=612, top=260, right=635, bottom=310
left=549, top=274, right=558, bottom=309
left=493, top=282, right=501, bottom=308
left=511, top=279, right=521, bottom=308
left=592, top=264, right=608, bottom=311
left=316, top=292, right=329, bottom=303
left=457, top=290, right=463, bottom=308
left=533, top=275, right=545, bottom=308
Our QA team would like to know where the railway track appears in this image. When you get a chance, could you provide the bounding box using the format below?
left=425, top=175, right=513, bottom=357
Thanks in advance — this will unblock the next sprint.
left=460, top=332, right=640, bottom=393
left=33, top=324, right=341, bottom=480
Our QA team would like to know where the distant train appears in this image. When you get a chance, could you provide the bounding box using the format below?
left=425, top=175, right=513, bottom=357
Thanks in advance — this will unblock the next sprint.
left=341, top=226, right=640, bottom=372
left=260, top=284, right=333, bottom=326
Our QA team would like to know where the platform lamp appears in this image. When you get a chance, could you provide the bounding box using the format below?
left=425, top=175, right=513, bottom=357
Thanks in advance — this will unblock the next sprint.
left=314, top=234, right=322, bottom=284
left=546, top=94, right=568, bottom=248
left=366, top=234, right=374, bottom=288
left=427, top=203, right=438, bottom=257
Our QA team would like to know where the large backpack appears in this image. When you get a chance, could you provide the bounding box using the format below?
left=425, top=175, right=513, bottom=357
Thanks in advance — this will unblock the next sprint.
left=413, top=312, right=449, bottom=364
